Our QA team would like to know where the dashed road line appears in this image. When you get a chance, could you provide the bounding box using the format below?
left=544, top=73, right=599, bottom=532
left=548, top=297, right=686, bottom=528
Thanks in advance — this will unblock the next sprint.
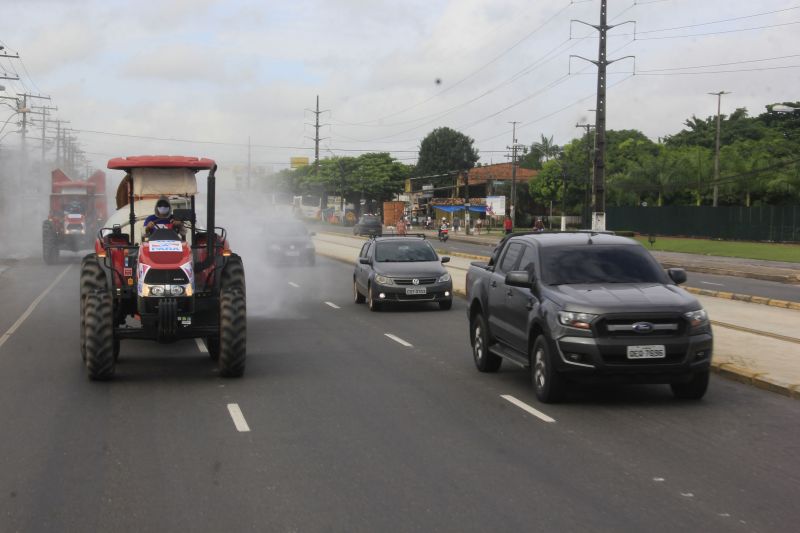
left=325, top=301, right=341, bottom=309
left=288, top=282, right=300, bottom=288
left=195, top=338, right=208, bottom=353
left=385, top=333, right=413, bottom=347
left=227, top=403, right=251, bottom=432
left=0, top=265, right=71, bottom=352
left=501, top=394, right=556, bottom=423
left=700, top=281, right=724, bottom=286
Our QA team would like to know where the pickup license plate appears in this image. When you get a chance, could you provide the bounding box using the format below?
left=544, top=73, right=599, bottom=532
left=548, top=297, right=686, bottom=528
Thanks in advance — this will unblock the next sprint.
left=405, top=287, right=427, bottom=295
left=627, top=345, right=666, bottom=359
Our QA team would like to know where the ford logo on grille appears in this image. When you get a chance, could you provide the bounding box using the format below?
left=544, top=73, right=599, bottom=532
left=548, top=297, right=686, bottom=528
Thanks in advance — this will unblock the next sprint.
left=412, top=278, right=420, bottom=285
left=632, top=322, right=654, bottom=333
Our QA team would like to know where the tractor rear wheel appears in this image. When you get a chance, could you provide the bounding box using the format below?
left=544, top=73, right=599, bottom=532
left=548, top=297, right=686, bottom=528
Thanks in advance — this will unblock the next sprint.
left=84, top=291, right=116, bottom=380
left=80, top=255, right=106, bottom=361
left=218, top=290, right=246, bottom=377
left=42, top=221, right=59, bottom=265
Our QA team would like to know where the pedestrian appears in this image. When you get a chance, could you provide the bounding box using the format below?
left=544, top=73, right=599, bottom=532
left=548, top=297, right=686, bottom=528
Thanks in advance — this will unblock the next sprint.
left=453, top=217, right=461, bottom=233
left=504, top=215, right=513, bottom=235
left=396, top=217, right=407, bottom=235
left=533, top=218, right=544, bottom=233
left=475, top=217, right=482, bottom=235
left=426, top=216, right=432, bottom=230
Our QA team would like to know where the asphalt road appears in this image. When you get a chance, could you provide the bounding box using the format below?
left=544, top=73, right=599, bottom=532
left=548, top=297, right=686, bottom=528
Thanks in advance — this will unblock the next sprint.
left=317, top=224, right=800, bottom=303
left=1, top=254, right=799, bottom=532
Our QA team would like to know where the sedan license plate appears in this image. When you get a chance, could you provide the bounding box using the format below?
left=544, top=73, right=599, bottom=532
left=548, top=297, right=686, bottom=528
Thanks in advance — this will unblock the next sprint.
left=627, top=345, right=666, bottom=359
left=405, top=287, right=427, bottom=295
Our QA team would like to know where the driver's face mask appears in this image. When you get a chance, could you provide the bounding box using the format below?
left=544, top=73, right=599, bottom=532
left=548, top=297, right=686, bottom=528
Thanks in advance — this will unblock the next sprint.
left=157, top=206, right=170, bottom=216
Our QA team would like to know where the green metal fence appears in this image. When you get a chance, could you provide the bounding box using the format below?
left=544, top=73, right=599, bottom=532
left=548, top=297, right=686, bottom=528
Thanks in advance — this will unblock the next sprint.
left=606, top=206, right=800, bottom=242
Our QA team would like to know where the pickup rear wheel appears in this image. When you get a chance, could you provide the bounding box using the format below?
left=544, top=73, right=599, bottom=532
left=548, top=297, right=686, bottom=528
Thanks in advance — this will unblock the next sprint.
left=670, top=371, right=709, bottom=400
left=531, top=336, right=566, bottom=403
left=471, top=314, right=501, bottom=372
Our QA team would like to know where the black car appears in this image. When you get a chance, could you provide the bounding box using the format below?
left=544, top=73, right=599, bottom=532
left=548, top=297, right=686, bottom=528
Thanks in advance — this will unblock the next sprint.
left=353, top=236, right=453, bottom=311
left=266, top=221, right=316, bottom=265
left=466, top=232, right=713, bottom=402
left=353, top=215, right=383, bottom=237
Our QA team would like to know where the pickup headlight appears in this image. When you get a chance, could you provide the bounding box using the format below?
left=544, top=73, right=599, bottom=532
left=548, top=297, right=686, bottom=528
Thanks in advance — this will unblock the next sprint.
left=374, top=275, right=393, bottom=285
left=684, top=308, right=709, bottom=331
left=437, top=272, right=451, bottom=283
left=558, top=311, right=597, bottom=330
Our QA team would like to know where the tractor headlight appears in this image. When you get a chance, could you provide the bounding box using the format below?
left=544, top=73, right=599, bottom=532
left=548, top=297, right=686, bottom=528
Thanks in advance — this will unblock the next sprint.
left=170, top=285, right=185, bottom=296
left=437, top=272, right=451, bottom=283
left=149, top=285, right=165, bottom=296
left=374, top=275, right=393, bottom=285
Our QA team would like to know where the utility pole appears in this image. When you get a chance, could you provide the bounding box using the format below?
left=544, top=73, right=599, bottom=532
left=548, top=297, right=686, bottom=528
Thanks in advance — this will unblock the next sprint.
left=709, top=90, right=730, bottom=207
left=19, top=93, right=51, bottom=161
left=31, top=104, right=57, bottom=163
left=305, top=95, right=329, bottom=211
left=247, top=135, right=251, bottom=190
left=570, top=1, right=634, bottom=231
left=506, top=121, right=521, bottom=228
left=575, top=122, right=595, bottom=228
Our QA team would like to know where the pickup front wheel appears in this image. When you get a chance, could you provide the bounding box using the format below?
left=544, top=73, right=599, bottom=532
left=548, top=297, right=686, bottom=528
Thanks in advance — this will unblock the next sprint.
left=532, top=336, right=566, bottom=403
left=471, top=314, right=501, bottom=372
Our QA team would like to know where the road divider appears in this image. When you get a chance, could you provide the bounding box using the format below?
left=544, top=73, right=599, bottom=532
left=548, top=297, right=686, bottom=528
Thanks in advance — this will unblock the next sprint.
left=385, top=333, right=413, bottom=347
left=500, top=395, right=556, bottom=423
left=227, top=403, right=251, bottom=432
left=0, top=265, right=71, bottom=352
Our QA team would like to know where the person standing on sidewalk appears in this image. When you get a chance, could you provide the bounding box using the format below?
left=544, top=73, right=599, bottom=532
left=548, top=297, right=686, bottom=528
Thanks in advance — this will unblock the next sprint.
left=453, top=217, right=461, bottom=233
left=504, top=215, right=513, bottom=235
left=475, top=217, right=482, bottom=235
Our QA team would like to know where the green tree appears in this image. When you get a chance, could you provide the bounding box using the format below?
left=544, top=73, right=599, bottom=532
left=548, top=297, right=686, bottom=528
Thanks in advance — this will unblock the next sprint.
left=416, top=127, right=479, bottom=176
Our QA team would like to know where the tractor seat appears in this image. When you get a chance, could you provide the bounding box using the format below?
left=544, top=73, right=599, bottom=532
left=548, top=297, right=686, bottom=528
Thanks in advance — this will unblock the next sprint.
left=149, top=228, right=182, bottom=241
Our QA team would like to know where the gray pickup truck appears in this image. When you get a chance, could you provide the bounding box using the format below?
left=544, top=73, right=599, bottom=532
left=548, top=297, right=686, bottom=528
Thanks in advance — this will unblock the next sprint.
left=465, top=232, right=713, bottom=403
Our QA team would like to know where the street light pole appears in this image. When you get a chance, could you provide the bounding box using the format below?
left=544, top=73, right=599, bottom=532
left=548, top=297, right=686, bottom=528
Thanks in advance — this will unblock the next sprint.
left=709, top=90, right=730, bottom=207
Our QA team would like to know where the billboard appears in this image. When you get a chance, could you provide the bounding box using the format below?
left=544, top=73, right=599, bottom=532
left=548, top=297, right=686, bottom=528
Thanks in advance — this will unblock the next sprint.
left=485, top=196, right=506, bottom=217
left=290, top=156, right=310, bottom=169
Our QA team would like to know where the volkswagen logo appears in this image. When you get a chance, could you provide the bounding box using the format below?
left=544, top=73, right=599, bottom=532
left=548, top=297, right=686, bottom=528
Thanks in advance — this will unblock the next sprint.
left=632, top=322, right=654, bottom=333
left=412, top=278, right=420, bottom=285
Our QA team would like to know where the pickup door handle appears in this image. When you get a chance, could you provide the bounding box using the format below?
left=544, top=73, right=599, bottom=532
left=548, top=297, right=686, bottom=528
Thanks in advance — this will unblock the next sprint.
left=490, top=280, right=497, bottom=288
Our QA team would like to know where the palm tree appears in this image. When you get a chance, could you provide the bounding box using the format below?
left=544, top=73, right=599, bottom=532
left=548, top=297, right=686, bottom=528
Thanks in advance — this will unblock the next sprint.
left=532, top=134, right=560, bottom=164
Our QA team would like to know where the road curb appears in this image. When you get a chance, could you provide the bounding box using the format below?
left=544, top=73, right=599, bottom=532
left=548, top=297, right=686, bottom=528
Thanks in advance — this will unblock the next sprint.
left=683, top=287, right=800, bottom=310
left=710, top=361, right=799, bottom=399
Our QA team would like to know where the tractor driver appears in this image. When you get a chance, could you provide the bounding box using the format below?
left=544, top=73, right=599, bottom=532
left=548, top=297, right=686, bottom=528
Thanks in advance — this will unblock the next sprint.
left=143, top=196, right=184, bottom=238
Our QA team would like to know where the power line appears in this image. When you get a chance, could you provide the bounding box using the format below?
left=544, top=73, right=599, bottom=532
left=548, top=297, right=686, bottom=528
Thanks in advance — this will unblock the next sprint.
left=634, top=4, right=800, bottom=35
left=636, top=53, right=800, bottom=72
left=634, top=20, right=800, bottom=40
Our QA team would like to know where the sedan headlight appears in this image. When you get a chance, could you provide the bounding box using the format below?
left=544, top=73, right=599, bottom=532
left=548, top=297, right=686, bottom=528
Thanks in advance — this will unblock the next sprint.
left=684, top=308, right=709, bottom=331
left=558, top=311, right=597, bottom=330
left=438, top=272, right=451, bottom=283
left=374, top=274, right=393, bottom=285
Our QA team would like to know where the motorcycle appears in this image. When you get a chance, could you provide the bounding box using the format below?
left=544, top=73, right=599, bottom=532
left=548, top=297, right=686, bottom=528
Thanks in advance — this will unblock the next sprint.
left=438, top=227, right=449, bottom=242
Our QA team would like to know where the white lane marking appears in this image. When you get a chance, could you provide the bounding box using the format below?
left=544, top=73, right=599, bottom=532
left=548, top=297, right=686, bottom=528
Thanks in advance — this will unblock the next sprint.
left=325, top=301, right=341, bottom=309
left=288, top=281, right=300, bottom=288
left=195, top=338, right=208, bottom=353
left=700, top=281, right=724, bottom=286
left=0, top=265, right=71, bottom=352
left=500, top=395, right=556, bottom=423
left=227, top=403, right=251, bottom=432
left=384, top=333, right=413, bottom=347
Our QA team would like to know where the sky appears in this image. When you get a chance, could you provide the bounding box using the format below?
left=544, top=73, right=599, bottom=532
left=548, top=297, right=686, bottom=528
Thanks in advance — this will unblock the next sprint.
left=1, top=0, right=798, bottom=174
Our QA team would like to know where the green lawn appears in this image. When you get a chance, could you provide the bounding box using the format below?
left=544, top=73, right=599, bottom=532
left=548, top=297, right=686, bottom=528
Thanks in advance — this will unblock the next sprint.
left=632, top=236, right=800, bottom=263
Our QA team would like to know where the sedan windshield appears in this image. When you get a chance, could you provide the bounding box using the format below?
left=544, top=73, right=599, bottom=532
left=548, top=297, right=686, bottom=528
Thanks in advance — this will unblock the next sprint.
left=540, top=245, right=668, bottom=285
left=273, top=224, right=308, bottom=237
left=375, top=241, right=437, bottom=262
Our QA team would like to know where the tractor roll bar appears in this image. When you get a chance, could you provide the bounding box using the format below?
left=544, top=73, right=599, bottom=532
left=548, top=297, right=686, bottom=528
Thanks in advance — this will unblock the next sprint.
left=198, top=164, right=218, bottom=271
left=128, top=173, right=135, bottom=237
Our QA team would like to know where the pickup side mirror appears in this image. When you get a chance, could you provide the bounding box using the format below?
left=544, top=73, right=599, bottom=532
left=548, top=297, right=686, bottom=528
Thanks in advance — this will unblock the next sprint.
left=506, top=270, right=534, bottom=288
left=441, top=256, right=450, bottom=263
left=359, top=257, right=371, bottom=265
left=667, top=267, right=687, bottom=285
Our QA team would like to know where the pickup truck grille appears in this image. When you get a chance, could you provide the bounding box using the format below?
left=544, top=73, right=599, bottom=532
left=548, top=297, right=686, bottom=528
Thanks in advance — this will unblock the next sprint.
left=393, top=277, right=437, bottom=285
left=596, top=316, right=686, bottom=338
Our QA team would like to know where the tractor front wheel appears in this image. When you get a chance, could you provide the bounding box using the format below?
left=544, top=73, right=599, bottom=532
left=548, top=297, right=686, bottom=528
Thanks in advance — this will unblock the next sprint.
left=84, top=291, right=116, bottom=380
left=80, top=255, right=106, bottom=361
left=42, top=221, right=59, bottom=265
left=218, top=291, right=246, bottom=377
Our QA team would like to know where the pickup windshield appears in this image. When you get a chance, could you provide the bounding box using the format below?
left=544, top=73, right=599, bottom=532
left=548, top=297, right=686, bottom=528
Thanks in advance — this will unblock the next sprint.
left=375, top=241, right=437, bottom=262
left=540, top=245, right=668, bottom=285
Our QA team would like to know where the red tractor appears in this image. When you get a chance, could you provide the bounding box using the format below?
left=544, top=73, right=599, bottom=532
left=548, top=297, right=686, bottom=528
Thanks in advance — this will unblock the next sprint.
left=42, top=169, right=108, bottom=264
left=79, top=156, right=246, bottom=380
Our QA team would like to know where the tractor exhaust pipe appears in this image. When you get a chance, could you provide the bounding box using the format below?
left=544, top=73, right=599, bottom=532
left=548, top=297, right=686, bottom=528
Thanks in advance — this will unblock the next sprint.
left=205, top=164, right=217, bottom=266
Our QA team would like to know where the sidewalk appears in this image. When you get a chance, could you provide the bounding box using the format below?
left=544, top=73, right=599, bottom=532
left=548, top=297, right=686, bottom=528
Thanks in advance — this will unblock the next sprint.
left=314, top=232, right=800, bottom=400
